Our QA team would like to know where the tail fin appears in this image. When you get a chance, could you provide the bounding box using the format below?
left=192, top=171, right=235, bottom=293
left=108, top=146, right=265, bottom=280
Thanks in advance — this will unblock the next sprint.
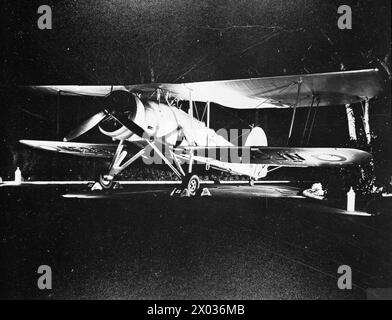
left=244, top=127, right=268, bottom=179
left=245, top=126, right=268, bottom=147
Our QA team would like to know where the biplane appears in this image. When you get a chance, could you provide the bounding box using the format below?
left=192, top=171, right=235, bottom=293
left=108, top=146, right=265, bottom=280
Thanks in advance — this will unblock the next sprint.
left=20, top=68, right=383, bottom=196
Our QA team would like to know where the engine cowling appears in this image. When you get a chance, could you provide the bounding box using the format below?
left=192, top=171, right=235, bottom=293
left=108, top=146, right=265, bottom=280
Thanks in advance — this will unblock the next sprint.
left=99, top=91, right=146, bottom=140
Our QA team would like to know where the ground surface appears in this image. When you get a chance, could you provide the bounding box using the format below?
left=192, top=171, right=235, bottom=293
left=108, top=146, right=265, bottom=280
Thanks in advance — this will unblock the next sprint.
left=1, top=183, right=391, bottom=299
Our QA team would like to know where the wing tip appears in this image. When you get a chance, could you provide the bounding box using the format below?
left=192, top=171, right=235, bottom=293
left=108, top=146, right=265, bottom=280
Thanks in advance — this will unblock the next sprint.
left=19, top=139, right=31, bottom=146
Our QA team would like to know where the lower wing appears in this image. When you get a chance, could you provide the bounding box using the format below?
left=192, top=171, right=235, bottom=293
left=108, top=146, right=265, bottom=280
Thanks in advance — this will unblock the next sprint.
left=21, top=140, right=371, bottom=167
left=179, top=146, right=371, bottom=167
left=20, top=140, right=117, bottom=158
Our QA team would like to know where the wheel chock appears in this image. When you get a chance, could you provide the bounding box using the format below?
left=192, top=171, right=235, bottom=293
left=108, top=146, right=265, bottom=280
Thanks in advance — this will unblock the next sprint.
left=113, top=182, right=123, bottom=190
left=180, top=189, right=191, bottom=197
left=170, top=188, right=181, bottom=196
left=200, top=187, right=211, bottom=197
left=91, top=182, right=103, bottom=191
left=170, top=188, right=191, bottom=197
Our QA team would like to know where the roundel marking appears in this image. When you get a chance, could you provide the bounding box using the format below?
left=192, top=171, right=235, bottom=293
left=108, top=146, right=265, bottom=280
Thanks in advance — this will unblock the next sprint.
left=312, top=154, right=347, bottom=162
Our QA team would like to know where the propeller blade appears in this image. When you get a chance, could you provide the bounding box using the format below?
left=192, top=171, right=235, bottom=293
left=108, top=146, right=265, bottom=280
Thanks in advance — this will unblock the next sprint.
left=108, top=111, right=148, bottom=139
left=64, top=111, right=107, bottom=142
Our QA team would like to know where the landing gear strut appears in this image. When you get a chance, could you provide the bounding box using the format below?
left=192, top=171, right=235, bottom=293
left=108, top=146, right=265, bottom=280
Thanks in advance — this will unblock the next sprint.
left=92, top=140, right=147, bottom=191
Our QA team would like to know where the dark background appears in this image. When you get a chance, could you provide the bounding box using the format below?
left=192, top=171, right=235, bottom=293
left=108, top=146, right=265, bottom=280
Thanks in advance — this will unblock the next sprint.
left=0, top=0, right=391, bottom=186
left=0, top=0, right=392, bottom=301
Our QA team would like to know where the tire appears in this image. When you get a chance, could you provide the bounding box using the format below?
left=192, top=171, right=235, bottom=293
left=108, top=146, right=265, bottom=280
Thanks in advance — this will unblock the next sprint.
left=184, top=174, right=200, bottom=196
left=99, top=174, right=114, bottom=189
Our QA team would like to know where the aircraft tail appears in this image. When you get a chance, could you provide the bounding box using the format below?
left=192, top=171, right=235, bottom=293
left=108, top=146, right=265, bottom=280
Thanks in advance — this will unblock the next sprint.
left=245, top=126, right=268, bottom=147
left=244, top=127, right=268, bottom=179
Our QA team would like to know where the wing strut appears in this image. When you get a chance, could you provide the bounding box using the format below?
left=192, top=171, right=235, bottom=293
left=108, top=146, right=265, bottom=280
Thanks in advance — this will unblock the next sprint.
left=200, top=101, right=211, bottom=128
left=287, top=78, right=303, bottom=145
left=300, top=95, right=316, bottom=146
left=361, top=98, right=371, bottom=144
left=207, top=101, right=210, bottom=129
left=306, top=97, right=320, bottom=145
left=188, top=88, right=193, bottom=117
left=56, top=90, right=61, bottom=139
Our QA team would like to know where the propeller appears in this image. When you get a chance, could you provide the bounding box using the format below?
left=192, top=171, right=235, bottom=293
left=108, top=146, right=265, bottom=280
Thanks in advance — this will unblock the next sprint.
left=63, top=111, right=107, bottom=142
left=63, top=91, right=150, bottom=142
left=107, top=111, right=149, bottom=139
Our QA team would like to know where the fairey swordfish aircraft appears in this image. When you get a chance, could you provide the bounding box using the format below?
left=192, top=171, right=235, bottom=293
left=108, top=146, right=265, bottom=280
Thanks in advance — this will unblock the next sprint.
left=20, top=69, right=383, bottom=196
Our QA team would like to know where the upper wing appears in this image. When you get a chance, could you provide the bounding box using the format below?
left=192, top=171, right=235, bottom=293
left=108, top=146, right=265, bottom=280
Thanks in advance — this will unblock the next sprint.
left=153, top=69, right=384, bottom=109
left=27, top=85, right=128, bottom=97
left=20, top=140, right=117, bottom=158
left=179, top=146, right=371, bottom=167
left=27, top=69, right=383, bottom=109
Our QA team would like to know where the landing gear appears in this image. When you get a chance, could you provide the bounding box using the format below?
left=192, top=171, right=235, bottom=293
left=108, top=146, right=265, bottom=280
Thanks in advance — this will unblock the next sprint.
left=99, top=174, right=114, bottom=189
left=90, top=174, right=114, bottom=191
left=183, top=174, right=200, bottom=196
left=92, top=140, right=147, bottom=191
left=171, top=174, right=207, bottom=197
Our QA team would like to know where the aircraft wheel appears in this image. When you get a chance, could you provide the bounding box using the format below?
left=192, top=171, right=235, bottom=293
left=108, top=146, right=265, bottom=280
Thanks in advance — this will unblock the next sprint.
left=99, top=174, right=114, bottom=189
left=184, top=174, right=200, bottom=196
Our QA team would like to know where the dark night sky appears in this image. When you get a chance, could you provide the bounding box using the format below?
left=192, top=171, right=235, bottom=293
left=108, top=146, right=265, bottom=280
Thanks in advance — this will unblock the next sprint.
left=1, top=0, right=391, bottom=84
left=0, top=0, right=391, bottom=180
